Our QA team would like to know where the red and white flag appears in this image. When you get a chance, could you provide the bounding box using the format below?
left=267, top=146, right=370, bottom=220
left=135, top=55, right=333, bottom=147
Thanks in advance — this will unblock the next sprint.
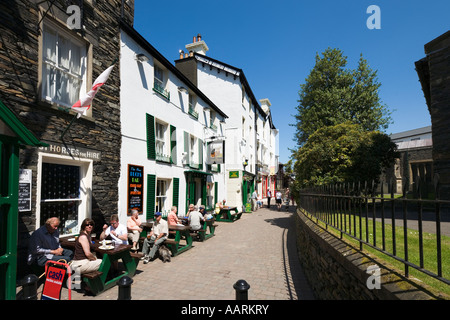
left=71, top=64, right=115, bottom=117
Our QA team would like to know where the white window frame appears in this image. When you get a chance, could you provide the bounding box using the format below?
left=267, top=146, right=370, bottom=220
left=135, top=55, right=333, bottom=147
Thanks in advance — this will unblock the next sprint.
left=36, top=152, right=93, bottom=235
left=156, top=179, right=170, bottom=214
left=41, top=20, right=87, bottom=110
left=155, top=120, right=170, bottom=161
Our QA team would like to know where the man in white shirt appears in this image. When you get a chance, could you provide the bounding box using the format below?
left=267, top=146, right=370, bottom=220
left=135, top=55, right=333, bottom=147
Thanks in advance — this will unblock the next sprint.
left=141, top=212, right=168, bottom=263
left=100, top=214, right=128, bottom=245
left=188, top=205, right=204, bottom=231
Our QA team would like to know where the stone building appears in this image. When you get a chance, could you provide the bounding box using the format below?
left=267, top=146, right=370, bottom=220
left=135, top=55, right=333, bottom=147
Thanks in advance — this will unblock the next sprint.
left=415, top=30, right=450, bottom=199
left=387, top=126, right=433, bottom=196
left=0, top=0, right=134, bottom=278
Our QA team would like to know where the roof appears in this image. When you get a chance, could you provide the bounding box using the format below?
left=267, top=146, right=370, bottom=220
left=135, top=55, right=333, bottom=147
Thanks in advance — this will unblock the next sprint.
left=0, top=100, right=47, bottom=147
left=119, top=20, right=228, bottom=119
left=176, top=53, right=276, bottom=128
left=389, top=126, right=431, bottom=140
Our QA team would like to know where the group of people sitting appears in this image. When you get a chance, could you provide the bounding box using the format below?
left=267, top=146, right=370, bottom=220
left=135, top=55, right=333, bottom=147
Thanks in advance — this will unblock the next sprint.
left=139, top=204, right=213, bottom=264
left=27, top=204, right=214, bottom=278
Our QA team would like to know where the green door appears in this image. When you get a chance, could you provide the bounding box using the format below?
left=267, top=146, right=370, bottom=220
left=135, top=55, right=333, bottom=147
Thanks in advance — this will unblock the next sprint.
left=0, top=100, right=47, bottom=300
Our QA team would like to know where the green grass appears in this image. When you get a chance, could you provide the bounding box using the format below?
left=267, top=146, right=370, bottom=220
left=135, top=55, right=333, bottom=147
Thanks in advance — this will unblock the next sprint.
left=309, top=211, right=450, bottom=297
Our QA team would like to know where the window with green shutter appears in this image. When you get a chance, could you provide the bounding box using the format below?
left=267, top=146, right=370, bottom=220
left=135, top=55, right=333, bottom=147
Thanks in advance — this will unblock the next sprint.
left=146, top=114, right=156, bottom=160
left=146, top=174, right=156, bottom=219
left=198, top=138, right=203, bottom=170
left=170, top=125, right=177, bottom=164
left=172, top=177, right=179, bottom=208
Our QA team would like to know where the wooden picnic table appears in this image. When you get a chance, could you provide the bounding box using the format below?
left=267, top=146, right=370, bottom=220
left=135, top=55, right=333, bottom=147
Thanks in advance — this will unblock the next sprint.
left=140, top=221, right=192, bottom=257
left=199, top=218, right=217, bottom=241
left=59, top=237, right=138, bottom=295
left=214, top=206, right=242, bottom=222
left=167, top=224, right=193, bottom=256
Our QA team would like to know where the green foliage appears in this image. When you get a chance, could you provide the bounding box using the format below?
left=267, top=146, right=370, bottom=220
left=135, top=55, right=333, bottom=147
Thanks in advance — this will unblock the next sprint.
left=293, top=123, right=398, bottom=189
left=293, top=48, right=392, bottom=147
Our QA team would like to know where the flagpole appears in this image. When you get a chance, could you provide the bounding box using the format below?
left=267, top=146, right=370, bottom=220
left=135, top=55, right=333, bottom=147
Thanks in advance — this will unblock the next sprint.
left=60, top=57, right=118, bottom=141
left=60, top=113, right=79, bottom=140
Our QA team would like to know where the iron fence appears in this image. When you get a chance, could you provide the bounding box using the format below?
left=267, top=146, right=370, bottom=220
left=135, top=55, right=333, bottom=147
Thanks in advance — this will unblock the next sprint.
left=297, top=175, right=450, bottom=287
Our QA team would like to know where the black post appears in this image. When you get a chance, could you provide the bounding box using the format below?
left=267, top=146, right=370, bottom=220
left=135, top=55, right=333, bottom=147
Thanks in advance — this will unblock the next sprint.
left=22, top=274, right=38, bottom=300
left=233, top=279, right=250, bottom=300
left=118, top=276, right=133, bottom=300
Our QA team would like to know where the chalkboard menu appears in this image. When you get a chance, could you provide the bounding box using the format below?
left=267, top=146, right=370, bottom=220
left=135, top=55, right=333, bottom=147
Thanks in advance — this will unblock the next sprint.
left=127, top=164, right=144, bottom=215
left=18, top=169, right=32, bottom=212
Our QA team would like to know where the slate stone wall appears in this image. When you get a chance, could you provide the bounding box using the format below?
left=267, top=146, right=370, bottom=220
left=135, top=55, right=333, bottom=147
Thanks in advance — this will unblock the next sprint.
left=294, top=208, right=446, bottom=300
left=0, top=0, right=134, bottom=276
left=417, top=31, right=450, bottom=200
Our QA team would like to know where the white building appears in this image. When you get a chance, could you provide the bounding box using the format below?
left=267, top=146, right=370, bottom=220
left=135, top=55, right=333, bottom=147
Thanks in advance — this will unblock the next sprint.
left=118, top=23, right=228, bottom=223
left=175, top=35, right=279, bottom=211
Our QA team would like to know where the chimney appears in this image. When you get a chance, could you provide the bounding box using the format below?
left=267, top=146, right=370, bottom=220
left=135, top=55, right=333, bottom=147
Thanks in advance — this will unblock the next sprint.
left=259, top=98, right=271, bottom=114
left=185, top=33, right=209, bottom=56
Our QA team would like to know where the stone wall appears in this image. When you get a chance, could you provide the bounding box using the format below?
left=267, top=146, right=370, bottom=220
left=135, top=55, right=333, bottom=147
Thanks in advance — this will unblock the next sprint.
left=0, top=0, right=133, bottom=276
left=416, top=30, right=450, bottom=200
left=294, top=208, right=446, bottom=300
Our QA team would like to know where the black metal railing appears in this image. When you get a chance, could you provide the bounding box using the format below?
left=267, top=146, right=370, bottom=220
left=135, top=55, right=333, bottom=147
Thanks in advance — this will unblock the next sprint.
left=297, top=175, right=450, bottom=286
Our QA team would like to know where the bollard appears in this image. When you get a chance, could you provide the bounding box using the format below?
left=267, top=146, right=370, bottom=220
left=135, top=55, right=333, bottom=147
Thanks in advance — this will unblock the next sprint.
left=233, top=279, right=250, bottom=300
left=22, top=274, right=39, bottom=300
left=118, top=276, right=133, bottom=300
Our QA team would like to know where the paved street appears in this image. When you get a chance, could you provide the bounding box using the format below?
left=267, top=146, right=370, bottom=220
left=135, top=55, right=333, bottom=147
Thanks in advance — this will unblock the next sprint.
left=59, top=205, right=315, bottom=301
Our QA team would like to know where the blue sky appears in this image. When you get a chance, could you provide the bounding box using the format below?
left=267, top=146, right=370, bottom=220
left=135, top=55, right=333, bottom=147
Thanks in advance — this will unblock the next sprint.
left=133, top=0, right=450, bottom=164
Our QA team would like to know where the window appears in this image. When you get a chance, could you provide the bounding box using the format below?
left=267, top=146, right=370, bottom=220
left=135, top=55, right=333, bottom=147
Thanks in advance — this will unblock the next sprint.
left=41, top=21, right=87, bottom=109
left=155, top=121, right=170, bottom=162
left=188, top=94, right=198, bottom=119
left=209, top=111, right=217, bottom=131
left=184, top=131, right=203, bottom=170
left=153, top=64, right=170, bottom=100
left=40, top=163, right=81, bottom=235
left=156, top=179, right=169, bottom=214
left=190, top=135, right=196, bottom=165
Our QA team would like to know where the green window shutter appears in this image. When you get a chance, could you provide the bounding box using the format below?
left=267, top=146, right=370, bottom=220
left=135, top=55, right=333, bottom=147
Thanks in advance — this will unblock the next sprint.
left=146, top=114, right=156, bottom=160
left=170, top=125, right=177, bottom=164
left=172, top=177, right=179, bottom=208
left=184, top=131, right=190, bottom=165
left=198, top=138, right=203, bottom=170
left=146, top=174, right=156, bottom=220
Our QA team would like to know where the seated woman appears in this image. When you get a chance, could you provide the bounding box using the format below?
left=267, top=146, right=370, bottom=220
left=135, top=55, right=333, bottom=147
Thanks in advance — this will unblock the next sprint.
left=71, top=218, right=102, bottom=274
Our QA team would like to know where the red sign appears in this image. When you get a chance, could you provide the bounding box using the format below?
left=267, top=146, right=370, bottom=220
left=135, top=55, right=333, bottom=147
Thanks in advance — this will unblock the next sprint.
left=42, top=263, right=67, bottom=300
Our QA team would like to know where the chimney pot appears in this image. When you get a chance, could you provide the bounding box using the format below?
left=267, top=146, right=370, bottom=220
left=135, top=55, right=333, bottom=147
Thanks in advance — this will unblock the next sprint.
left=197, top=33, right=202, bottom=41
left=179, top=50, right=184, bottom=59
left=193, top=36, right=197, bottom=43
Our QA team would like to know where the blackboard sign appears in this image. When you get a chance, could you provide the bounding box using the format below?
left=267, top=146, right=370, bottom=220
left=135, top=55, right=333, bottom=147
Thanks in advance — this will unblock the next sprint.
left=18, top=169, right=32, bottom=212
left=127, top=164, right=144, bottom=215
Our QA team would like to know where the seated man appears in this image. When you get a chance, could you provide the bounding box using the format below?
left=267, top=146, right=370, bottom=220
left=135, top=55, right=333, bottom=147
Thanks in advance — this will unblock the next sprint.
left=100, top=214, right=128, bottom=245
left=188, top=205, right=205, bottom=231
left=167, top=206, right=181, bottom=226
left=141, top=212, right=168, bottom=263
left=28, top=217, right=73, bottom=267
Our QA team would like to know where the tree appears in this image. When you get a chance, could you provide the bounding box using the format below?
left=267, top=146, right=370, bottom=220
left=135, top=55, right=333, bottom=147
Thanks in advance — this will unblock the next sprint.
left=293, top=123, right=398, bottom=189
left=293, top=48, right=392, bottom=147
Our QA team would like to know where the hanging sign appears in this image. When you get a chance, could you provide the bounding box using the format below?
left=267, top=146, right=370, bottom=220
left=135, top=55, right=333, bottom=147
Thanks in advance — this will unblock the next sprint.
left=127, top=164, right=144, bottom=215
left=206, top=140, right=225, bottom=164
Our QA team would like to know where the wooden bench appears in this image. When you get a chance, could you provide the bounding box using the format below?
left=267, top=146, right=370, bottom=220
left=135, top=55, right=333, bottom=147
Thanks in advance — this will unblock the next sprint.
left=164, top=239, right=180, bottom=257
left=82, top=270, right=103, bottom=280
left=81, top=271, right=104, bottom=294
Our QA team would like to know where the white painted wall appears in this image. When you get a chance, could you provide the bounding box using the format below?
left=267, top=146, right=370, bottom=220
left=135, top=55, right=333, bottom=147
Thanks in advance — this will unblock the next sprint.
left=118, top=30, right=226, bottom=223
